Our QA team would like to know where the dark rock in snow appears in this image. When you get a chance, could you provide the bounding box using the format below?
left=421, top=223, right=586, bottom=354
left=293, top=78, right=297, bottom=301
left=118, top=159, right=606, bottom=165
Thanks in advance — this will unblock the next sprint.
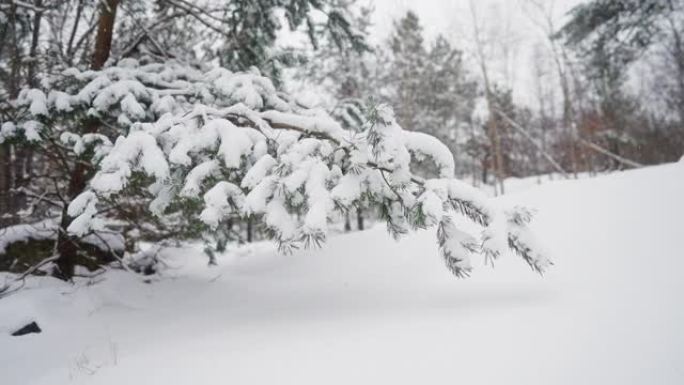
left=11, top=321, right=41, bottom=336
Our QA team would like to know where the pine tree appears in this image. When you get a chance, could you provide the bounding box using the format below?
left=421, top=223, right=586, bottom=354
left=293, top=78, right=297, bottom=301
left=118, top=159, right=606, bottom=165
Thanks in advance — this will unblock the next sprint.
left=1, top=60, right=550, bottom=283
left=297, top=0, right=376, bottom=123
left=0, top=0, right=372, bottom=279
left=385, top=13, right=478, bottom=178
left=386, top=11, right=426, bottom=133
left=420, top=35, right=478, bottom=176
left=0, top=1, right=551, bottom=287
left=294, top=0, right=377, bottom=231
left=213, top=0, right=368, bottom=82
left=557, top=0, right=663, bottom=170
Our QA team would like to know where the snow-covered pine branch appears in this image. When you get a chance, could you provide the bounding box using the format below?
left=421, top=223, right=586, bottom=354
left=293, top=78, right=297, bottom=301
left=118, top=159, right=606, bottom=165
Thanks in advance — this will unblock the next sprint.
left=9, top=59, right=550, bottom=277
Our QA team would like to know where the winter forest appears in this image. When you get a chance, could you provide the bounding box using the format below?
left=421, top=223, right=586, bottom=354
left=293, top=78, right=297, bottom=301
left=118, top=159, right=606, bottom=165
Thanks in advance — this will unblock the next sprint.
left=1, top=0, right=683, bottom=384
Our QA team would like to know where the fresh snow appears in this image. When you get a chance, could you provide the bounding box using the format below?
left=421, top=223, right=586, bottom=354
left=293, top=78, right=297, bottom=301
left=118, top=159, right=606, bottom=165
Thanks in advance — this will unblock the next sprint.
left=403, top=130, right=456, bottom=177
left=0, top=221, right=125, bottom=255
left=2, top=163, right=684, bottom=385
left=12, top=59, right=526, bottom=274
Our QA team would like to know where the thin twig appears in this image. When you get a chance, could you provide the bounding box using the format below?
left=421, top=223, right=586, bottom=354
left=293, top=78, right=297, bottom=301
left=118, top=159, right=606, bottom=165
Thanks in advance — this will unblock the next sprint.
left=578, top=138, right=643, bottom=168
left=493, top=107, right=569, bottom=178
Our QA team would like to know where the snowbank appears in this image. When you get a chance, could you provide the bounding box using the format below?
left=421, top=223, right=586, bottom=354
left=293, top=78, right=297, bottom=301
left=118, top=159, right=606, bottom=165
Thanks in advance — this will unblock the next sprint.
left=1, top=163, right=683, bottom=385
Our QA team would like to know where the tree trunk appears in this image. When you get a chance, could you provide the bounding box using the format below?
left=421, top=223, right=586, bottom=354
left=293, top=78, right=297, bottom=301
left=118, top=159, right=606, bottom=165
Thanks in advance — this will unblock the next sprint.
left=54, top=208, right=79, bottom=279
left=90, top=0, right=120, bottom=70
left=481, top=159, right=488, bottom=185
left=246, top=216, right=253, bottom=243
left=9, top=1, right=42, bottom=224
left=0, top=3, right=8, bottom=227
left=1, top=2, right=21, bottom=226
left=488, top=117, right=505, bottom=195
left=12, top=147, right=28, bottom=217
left=469, top=0, right=505, bottom=195
left=27, top=0, right=43, bottom=86
left=54, top=0, right=120, bottom=279
left=356, top=207, right=364, bottom=231
left=0, top=145, right=11, bottom=227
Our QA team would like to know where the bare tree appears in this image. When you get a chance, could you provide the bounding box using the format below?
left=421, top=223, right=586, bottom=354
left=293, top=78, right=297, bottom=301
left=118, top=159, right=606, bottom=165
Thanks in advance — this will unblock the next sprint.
left=468, top=0, right=505, bottom=195
left=522, top=0, right=581, bottom=176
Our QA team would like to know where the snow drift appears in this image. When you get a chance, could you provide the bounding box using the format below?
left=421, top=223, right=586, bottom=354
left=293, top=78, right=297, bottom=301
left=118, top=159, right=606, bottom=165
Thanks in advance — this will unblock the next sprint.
left=1, top=162, right=683, bottom=385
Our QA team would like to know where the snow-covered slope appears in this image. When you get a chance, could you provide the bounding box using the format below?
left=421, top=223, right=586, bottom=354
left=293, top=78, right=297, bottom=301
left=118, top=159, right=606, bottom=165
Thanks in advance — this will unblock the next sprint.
left=2, top=163, right=683, bottom=385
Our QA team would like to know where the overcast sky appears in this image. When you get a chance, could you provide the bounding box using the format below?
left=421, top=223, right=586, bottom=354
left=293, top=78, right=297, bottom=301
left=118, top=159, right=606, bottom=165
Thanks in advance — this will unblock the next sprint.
left=283, top=0, right=588, bottom=106
left=368, top=0, right=584, bottom=42
left=367, top=0, right=587, bottom=105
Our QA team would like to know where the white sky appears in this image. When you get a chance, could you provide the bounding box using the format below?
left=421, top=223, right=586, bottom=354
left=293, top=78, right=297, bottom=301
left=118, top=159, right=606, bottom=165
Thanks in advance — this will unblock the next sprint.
left=368, top=0, right=584, bottom=42
left=367, top=0, right=587, bottom=106
left=282, top=0, right=588, bottom=107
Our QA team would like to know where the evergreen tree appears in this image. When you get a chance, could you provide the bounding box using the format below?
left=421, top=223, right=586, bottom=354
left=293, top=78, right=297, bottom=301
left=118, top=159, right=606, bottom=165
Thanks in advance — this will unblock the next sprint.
left=297, top=0, right=376, bottom=125
left=557, top=0, right=663, bottom=169
left=558, top=0, right=669, bottom=66
left=214, top=0, right=368, bottom=82
left=386, top=11, right=426, bottom=133
left=0, top=1, right=551, bottom=286
left=0, top=60, right=550, bottom=283
left=421, top=35, right=478, bottom=176
left=386, top=12, right=477, bottom=178
left=293, top=0, right=377, bottom=230
left=0, top=0, right=371, bottom=278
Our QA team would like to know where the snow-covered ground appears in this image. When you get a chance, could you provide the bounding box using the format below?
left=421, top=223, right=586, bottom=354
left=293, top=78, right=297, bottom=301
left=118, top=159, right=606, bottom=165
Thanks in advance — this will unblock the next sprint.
left=2, top=162, right=683, bottom=385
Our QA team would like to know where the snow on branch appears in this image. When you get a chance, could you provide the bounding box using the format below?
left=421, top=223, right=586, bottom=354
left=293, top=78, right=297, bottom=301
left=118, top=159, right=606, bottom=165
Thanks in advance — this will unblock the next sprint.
left=9, top=59, right=549, bottom=277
